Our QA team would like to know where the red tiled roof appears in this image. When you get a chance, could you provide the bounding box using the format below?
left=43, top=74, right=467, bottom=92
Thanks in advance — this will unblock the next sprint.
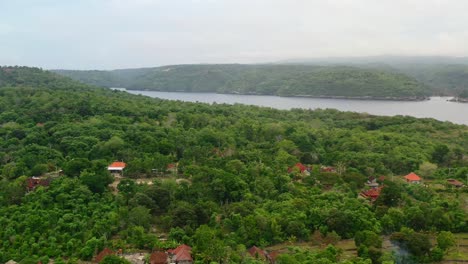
left=95, top=248, right=114, bottom=263
left=150, top=251, right=168, bottom=264
left=447, top=179, right=464, bottom=187
left=404, top=172, right=421, bottom=181
left=361, top=187, right=383, bottom=200
left=26, top=177, right=50, bottom=191
left=173, top=244, right=191, bottom=254
left=168, top=244, right=192, bottom=262
left=108, top=161, right=126, bottom=168
left=167, top=163, right=176, bottom=169
left=288, top=163, right=309, bottom=173
left=175, top=250, right=192, bottom=262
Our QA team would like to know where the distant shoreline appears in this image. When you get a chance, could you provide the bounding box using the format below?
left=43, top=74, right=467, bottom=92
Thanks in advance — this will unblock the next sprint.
left=121, top=88, right=429, bottom=102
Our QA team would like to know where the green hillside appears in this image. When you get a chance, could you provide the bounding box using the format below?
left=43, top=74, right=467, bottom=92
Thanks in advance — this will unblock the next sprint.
left=1, top=67, right=466, bottom=263
left=0, top=66, right=90, bottom=89
left=279, top=56, right=468, bottom=97
left=55, top=64, right=430, bottom=99
left=393, top=64, right=468, bottom=97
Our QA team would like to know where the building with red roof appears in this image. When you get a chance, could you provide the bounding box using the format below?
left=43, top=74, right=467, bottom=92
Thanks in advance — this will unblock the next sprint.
left=360, top=187, right=382, bottom=201
left=447, top=179, right=464, bottom=188
left=108, top=161, right=126, bottom=176
left=150, top=251, right=169, bottom=264
left=26, top=177, right=51, bottom=191
left=287, top=163, right=310, bottom=175
left=404, top=172, right=421, bottom=184
left=168, top=244, right=193, bottom=264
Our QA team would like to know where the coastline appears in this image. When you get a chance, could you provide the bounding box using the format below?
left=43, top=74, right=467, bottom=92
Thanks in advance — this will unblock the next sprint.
left=123, top=88, right=429, bottom=102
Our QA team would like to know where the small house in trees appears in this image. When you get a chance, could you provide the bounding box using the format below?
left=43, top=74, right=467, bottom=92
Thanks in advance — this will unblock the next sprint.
left=404, top=172, right=421, bottom=184
left=287, top=163, right=310, bottom=176
left=150, top=251, right=169, bottom=264
left=107, top=161, right=126, bottom=177
left=94, top=248, right=115, bottom=263
left=168, top=244, right=193, bottom=264
left=26, top=176, right=51, bottom=192
left=447, top=179, right=464, bottom=188
left=360, top=187, right=382, bottom=201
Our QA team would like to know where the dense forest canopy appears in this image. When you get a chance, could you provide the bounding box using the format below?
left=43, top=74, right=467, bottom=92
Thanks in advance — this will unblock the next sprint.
left=54, top=64, right=430, bottom=99
left=0, top=66, right=467, bottom=263
left=391, top=64, right=468, bottom=97
left=280, top=56, right=468, bottom=98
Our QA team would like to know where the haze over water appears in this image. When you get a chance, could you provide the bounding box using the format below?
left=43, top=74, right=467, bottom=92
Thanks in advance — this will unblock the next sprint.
left=127, top=90, right=468, bottom=125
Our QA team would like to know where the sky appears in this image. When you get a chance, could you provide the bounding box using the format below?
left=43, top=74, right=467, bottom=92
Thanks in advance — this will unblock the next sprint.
left=1, top=0, right=468, bottom=70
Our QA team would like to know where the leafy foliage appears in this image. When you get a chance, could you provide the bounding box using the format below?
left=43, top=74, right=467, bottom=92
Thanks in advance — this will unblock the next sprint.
left=0, top=67, right=466, bottom=263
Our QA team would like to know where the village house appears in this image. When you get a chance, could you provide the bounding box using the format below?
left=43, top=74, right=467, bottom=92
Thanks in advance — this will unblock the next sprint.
left=107, top=161, right=126, bottom=177
left=404, top=172, right=422, bottom=184
left=287, top=163, right=311, bottom=176
left=447, top=179, right=464, bottom=188
left=26, top=176, right=51, bottom=192
left=167, top=244, right=193, bottom=264
left=150, top=251, right=169, bottom=264
left=360, top=187, right=382, bottom=201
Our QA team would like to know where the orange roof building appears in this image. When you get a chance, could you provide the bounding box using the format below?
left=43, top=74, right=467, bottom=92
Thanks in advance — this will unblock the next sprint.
left=404, top=172, right=421, bottom=183
left=108, top=161, right=126, bottom=170
left=108, top=162, right=126, bottom=176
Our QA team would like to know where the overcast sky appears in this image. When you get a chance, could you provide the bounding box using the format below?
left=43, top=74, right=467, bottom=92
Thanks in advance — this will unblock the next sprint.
left=1, top=0, right=468, bottom=69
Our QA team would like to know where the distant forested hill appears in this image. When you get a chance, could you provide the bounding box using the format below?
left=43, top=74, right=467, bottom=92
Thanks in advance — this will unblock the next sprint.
left=0, top=66, right=90, bottom=89
left=54, top=64, right=429, bottom=99
left=392, top=64, right=468, bottom=97
left=280, top=56, right=468, bottom=97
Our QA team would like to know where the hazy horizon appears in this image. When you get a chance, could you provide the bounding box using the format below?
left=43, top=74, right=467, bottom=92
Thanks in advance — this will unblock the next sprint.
left=2, top=0, right=468, bottom=70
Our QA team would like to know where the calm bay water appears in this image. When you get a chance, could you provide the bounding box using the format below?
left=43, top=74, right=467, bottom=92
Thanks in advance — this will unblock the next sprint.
left=126, top=90, right=468, bottom=125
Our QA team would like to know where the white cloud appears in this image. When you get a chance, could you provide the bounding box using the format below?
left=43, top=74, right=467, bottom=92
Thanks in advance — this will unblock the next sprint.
left=2, top=0, right=468, bottom=69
